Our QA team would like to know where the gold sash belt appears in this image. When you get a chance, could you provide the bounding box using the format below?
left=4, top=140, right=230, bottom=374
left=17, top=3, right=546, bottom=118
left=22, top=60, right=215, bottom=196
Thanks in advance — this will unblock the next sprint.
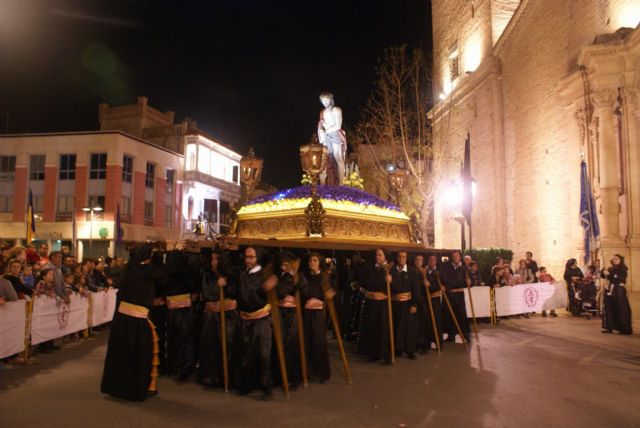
left=166, top=293, right=192, bottom=309
left=118, top=301, right=149, bottom=319
left=240, top=304, right=271, bottom=320
left=205, top=299, right=237, bottom=313
left=365, top=291, right=388, bottom=301
left=304, top=298, right=324, bottom=310
left=279, top=295, right=297, bottom=308
left=391, top=292, right=412, bottom=302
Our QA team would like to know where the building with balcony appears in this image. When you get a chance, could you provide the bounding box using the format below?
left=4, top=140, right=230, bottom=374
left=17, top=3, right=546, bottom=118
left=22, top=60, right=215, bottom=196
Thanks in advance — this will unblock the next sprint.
left=0, top=97, right=242, bottom=257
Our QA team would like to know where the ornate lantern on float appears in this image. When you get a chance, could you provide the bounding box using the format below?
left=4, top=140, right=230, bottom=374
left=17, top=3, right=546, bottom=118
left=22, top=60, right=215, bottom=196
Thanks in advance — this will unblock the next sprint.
left=240, top=147, right=263, bottom=197
left=387, top=167, right=409, bottom=205
left=299, top=142, right=328, bottom=237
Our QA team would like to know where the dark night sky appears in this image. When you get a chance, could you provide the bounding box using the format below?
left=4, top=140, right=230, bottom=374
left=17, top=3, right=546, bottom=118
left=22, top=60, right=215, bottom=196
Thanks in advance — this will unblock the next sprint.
left=0, top=0, right=432, bottom=188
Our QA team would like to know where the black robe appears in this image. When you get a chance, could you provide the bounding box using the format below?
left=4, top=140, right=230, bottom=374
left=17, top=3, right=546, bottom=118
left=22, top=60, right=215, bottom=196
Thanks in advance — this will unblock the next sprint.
left=198, top=266, right=239, bottom=388
left=416, top=267, right=444, bottom=351
left=163, top=252, right=195, bottom=379
left=564, top=266, right=584, bottom=315
left=234, top=267, right=272, bottom=394
left=272, top=272, right=301, bottom=386
left=441, top=262, right=470, bottom=340
left=357, top=264, right=391, bottom=360
left=148, top=254, right=168, bottom=375
left=101, top=262, right=166, bottom=402
left=302, top=272, right=331, bottom=381
left=601, top=266, right=633, bottom=334
left=390, top=265, right=420, bottom=355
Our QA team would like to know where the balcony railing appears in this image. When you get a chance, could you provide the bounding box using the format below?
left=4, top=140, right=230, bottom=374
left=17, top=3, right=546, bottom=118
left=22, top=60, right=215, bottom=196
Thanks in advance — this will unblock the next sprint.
left=144, top=217, right=154, bottom=227
left=55, top=212, right=73, bottom=222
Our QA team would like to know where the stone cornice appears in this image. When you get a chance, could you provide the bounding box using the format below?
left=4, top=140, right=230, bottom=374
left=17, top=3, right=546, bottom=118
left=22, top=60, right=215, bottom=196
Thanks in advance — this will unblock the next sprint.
left=493, top=0, right=530, bottom=57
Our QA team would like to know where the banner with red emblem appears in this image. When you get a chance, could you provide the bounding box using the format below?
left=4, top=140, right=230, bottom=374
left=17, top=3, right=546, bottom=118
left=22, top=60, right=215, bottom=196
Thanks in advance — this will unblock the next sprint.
left=89, top=289, right=117, bottom=327
left=30, top=294, right=89, bottom=345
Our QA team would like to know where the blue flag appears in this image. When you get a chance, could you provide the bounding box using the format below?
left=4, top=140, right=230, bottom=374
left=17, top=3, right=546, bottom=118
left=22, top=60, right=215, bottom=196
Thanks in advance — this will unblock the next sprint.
left=580, top=161, right=600, bottom=264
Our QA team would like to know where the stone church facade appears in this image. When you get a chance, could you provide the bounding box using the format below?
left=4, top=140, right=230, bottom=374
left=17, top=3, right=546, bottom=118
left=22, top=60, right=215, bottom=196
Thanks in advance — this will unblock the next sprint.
left=429, top=0, right=640, bottom=323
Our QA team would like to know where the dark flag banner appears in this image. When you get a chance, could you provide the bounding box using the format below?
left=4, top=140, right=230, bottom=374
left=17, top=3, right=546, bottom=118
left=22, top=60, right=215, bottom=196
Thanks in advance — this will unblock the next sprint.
left=579, top=160, right=600, bottom=264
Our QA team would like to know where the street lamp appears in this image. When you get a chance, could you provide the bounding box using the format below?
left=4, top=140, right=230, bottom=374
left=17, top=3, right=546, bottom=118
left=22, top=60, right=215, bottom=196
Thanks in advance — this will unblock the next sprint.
left=444, top=179, right=477, bottom=250
left=82, top=206, right=102, bottom=258
left=300, top=142, right=328, bottom=237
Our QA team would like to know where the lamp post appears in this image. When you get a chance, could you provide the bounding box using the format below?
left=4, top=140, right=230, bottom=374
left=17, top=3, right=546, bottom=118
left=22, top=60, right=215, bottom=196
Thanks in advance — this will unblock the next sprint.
left=300, top=142, right=328, bottom=237
left=82, top=206, right=103, bottom=258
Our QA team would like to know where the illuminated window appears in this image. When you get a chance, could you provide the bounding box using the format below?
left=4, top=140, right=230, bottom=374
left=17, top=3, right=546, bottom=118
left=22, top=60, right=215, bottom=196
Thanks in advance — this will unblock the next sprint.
left=29, top=155, right=45, bottom=180
left=186, top=144, right=197, bottom=171
left=57, top=195, right=74, bottom=213
left=198, top=146, right=211, bottom=175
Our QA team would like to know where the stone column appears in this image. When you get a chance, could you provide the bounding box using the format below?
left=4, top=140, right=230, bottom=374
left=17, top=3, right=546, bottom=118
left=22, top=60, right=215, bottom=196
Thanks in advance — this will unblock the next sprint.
left=591, top=90, right=621, bottom=241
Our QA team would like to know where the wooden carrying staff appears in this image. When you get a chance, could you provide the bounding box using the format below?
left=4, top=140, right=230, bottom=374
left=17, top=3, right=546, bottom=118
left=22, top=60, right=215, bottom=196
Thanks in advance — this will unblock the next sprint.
left=218, top=277, right=229, bottom=392
left=263, top=265, right=290, bottom=398
left=321, top=271, right=352, bottom=383
left=291, top=259, right=308, bottom=388
left=383, top=263, right=396, bottom=363
left=420, top=269, right=441, bottom=353
left=436, top=272, right=468, bottom=349
left=465, top=274, right=480, bottom=341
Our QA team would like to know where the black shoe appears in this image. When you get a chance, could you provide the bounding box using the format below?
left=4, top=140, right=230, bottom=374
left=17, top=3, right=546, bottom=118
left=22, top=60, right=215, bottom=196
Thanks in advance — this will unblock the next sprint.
left=50, top=345, right=62, bottom=352
left=542, top=311, right=547, bottom=317
left=407, top=353, right=416, bottom=360
left=261, top=387, right=273, bottom=398
left=550, top=311, right=558, bottom=318
left=418, top=348, right=428, bottom=355
left=381, top=359, right=392, bottom=366
left=601, top=329, right=613, bottom=334
left=146, top=390, right=158, bottom=398
left=367, top=356, right=379, bottom=363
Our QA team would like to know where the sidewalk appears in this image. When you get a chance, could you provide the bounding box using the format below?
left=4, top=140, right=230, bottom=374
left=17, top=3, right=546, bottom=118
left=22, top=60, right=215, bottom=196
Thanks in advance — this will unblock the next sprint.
left=500, top=312, right=640, bottom=356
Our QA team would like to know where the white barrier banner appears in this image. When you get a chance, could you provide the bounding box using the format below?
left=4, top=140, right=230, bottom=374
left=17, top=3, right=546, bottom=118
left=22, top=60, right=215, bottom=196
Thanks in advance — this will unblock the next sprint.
left=89, top=289, right=117, bottom=327
left=0, top=300, right=26, bottom=358
left=464, top=282, right=568, bottom=318
left=30, top=294, right=89, bottom=345
left=464, top=287, right=491, bottom=317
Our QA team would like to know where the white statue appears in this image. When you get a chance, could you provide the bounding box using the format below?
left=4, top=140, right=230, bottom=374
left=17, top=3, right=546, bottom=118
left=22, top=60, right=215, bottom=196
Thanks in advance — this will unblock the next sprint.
left=317, top=92, right=346, bottom=185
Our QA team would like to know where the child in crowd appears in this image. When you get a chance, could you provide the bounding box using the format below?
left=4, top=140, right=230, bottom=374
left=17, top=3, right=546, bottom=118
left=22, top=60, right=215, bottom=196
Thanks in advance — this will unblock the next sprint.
left=20, top=264, right=35, bottom=290
left=63, top=273, right=75, bottom=294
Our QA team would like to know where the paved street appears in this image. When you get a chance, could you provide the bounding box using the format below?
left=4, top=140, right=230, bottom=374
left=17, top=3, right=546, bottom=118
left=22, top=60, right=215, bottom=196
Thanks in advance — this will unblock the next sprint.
left=1, top=319, right=639, bottom=428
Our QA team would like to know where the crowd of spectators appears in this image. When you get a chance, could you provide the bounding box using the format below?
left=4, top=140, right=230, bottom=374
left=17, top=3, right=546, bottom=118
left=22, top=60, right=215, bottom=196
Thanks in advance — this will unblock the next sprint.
left=0, top=242, right=123, bottom=364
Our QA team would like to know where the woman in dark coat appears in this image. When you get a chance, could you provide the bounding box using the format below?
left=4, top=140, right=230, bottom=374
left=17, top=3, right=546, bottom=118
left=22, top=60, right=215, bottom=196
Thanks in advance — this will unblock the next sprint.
left=601, top=254, right=633, bottom=334
left=198, top=249, right=239, bottom=388
left=563, top=258, right=584, bottom=316
left=101, top=243, right=168, bottom=401
left=301, top=252, right=332, bottom=382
